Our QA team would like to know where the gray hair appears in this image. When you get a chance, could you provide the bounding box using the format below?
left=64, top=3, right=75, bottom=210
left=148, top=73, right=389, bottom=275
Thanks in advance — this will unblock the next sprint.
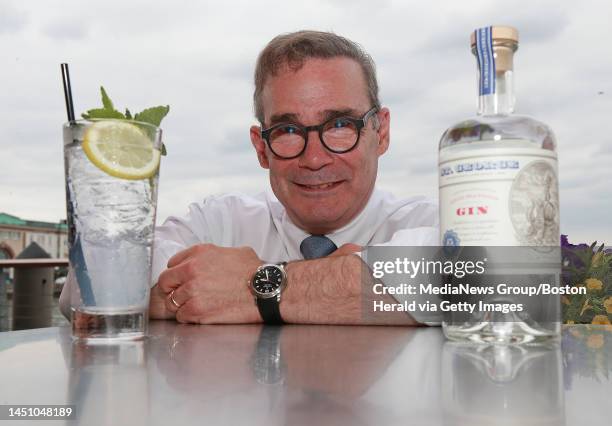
left=253, top=30, right=380, bottom=124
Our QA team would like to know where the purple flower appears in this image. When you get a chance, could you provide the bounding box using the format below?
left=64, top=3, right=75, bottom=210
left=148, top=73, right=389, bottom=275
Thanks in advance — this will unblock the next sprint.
left=561, top=234, right=570, bottom=247
left=561, top=234, right=589, bottom=250
left=561, top=234, right=587, bottom=274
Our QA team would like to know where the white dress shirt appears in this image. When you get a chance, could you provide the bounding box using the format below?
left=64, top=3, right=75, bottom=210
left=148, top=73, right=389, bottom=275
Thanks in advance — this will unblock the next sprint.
left=152, top=187, right=439, bottom=285
left=151, top=188, right=441, bottom=325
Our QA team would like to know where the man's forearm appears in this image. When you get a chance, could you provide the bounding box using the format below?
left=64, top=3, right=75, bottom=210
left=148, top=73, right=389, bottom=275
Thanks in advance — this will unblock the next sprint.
left=280, top=254, right=418, bottom=325
left=148, top=246, right=421, bottom=325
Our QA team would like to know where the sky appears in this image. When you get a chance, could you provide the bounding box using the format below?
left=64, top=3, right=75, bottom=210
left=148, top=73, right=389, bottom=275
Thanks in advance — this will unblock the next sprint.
left=1, top=0, right=610, bottom=244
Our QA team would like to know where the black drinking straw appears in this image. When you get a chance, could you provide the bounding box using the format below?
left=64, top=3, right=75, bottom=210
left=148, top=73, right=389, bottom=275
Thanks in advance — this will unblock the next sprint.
left=61, top=64, right=76, bottom=122
left=61, top=63, right=95, bottom=306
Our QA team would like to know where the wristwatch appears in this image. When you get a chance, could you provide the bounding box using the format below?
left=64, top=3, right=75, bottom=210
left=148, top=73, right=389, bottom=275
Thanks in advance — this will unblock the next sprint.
left=249, top=262, right=288, bottom=324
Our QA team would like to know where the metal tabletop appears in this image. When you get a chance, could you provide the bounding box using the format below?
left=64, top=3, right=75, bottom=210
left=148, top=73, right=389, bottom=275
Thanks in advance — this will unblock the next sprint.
left=0, top=322, right=608, bottom=425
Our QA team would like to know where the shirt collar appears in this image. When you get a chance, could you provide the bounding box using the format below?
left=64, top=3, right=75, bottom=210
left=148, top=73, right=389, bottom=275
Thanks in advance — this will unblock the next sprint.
left=266, top=188, right=383, bottom=254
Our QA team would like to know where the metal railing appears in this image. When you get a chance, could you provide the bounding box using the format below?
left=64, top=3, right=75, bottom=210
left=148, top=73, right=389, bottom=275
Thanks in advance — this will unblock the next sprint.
left=0, top=259, right=69, bottom=268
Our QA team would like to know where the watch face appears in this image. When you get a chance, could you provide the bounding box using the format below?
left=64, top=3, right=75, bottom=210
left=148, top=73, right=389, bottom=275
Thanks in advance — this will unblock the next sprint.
left=252, top=265, right=283, bottom=295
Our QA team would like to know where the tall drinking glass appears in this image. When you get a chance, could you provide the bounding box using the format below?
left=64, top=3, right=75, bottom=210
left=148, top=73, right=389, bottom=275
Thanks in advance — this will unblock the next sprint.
left=63, top=119, right=162, bottom=341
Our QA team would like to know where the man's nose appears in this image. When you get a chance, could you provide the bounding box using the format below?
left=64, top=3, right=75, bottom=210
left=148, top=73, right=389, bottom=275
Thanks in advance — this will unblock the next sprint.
left=298, top=130, right=334, bottom=170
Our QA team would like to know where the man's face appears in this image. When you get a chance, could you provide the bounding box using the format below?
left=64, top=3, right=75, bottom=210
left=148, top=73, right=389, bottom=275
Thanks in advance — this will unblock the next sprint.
left=250, top=57, right=390, bottom=235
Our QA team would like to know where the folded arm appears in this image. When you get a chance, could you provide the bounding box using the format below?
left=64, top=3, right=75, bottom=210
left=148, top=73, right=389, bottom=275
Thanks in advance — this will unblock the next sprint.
left=281, top=252, right=418, bottom=325
left=150, top=243, right=418, bottom=325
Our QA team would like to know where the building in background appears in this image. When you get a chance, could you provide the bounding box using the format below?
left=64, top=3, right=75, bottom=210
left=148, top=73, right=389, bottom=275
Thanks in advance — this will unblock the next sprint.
left=0, top=213, right=68, bottom=259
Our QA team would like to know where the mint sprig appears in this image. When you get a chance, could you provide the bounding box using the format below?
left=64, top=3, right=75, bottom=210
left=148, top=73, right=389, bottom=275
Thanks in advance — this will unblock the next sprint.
left=134, top=106, right=170, bottom=127
left=82, top=86, right=169, bottom=155
left=101, top=86, right=115, bottom=110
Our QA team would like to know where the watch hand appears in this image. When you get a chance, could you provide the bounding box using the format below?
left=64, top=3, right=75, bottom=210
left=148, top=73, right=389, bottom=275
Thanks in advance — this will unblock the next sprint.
left=265, top=270, right=269, bottom=280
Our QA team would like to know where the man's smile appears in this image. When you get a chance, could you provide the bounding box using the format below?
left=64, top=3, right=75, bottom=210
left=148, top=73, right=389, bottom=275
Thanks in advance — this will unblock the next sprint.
left=293, top=180, right=345, bottom=193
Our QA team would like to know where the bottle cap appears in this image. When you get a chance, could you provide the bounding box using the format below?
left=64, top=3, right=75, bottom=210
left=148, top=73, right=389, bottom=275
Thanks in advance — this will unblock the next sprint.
left=470, top=26, right=519, bottom=47
left=471, top=26, right=518, bottom=73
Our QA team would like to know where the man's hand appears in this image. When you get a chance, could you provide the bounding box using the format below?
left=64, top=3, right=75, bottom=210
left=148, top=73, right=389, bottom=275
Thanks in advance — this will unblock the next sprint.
left=149, top=283, right=175, bottom=319
left=156, top=244, right=263, bottom=324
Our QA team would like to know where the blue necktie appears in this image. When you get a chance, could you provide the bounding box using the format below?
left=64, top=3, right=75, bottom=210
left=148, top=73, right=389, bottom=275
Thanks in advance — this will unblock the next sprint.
left=300, top=235, right=337, bottom=259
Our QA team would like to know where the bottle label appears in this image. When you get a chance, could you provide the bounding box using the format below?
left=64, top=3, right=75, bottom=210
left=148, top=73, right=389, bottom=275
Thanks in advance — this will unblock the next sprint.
left=475, top=26, right=496, bottom=95
left=439, top=144, right=559, bottom=246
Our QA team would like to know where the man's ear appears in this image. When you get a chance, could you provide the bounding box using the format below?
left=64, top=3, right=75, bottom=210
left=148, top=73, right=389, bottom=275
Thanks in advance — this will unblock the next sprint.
left=375, top=107, right=390, bottom=156
left=250, top=125, right=270, bottom=169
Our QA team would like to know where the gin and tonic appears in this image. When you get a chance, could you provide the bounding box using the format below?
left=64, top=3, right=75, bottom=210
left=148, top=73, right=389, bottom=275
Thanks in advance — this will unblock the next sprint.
left=63, top=119, right=162, bottom=340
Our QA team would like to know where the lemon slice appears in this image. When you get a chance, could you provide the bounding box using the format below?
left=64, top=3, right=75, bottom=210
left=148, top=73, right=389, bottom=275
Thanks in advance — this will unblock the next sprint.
left=82, top=121, right=160, bottom=180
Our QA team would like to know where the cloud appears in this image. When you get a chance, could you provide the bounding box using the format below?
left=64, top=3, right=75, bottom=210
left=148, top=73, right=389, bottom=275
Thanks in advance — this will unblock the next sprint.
left=43, top=20, right=88, bottom=41
left=595, top=139, right=612, bottom=155
left=216, top=127, right=254, bottom=154
left=412, top=1, right=569, bottom=59
left=0, top=3, right=27, bottom=34
left=510, top=8, right=570, bottom=44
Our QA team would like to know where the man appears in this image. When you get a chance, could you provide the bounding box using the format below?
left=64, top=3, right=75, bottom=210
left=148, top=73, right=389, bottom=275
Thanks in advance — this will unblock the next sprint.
left=147, top=30, right=438, bottom=325
left=61, top=30, right=438, bottom=325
